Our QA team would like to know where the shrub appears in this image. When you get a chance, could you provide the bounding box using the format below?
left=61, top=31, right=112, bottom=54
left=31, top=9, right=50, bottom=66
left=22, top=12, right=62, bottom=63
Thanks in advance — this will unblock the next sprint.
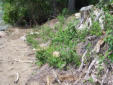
left=104, top=12, right=113, bottom=62
left=27, top=19, right=81, bottom=69
left=27, top=14, right=105, bottom=69
left=2, top=0, right=69, bottom=26
left=106, top=30, right=113, bottom=62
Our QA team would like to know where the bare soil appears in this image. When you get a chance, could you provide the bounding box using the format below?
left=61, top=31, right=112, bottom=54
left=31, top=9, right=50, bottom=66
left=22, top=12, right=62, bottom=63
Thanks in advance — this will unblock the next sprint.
left=0, top=27, right=37, bottom=85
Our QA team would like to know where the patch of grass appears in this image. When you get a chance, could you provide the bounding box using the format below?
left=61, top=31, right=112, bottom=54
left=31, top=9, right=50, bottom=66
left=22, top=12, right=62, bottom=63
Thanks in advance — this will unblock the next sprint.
left=26, top=33, right=38, bottom=49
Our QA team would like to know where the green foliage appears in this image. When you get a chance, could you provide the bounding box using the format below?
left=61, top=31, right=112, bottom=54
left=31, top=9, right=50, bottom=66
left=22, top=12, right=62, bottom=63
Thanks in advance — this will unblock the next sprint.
left=88, top=77, right=94, bottom=83
left=57, top=15, right=65, bottom=24
left=26, top=13, right=105, bottom=69
left=2, top=0, right=69, bottom=25
left=106, top=30, right=113, bottom=62
left=90, top=21, right=102, bottom=36
left=27, top=19, right=81, bottom=69
left=26, top=33, right=39, bottom=48
left=104, top=12, right=113, bottom=62
left=105, top=12, right=113, bottom=31
left=3, top=0, right=52, bottom=25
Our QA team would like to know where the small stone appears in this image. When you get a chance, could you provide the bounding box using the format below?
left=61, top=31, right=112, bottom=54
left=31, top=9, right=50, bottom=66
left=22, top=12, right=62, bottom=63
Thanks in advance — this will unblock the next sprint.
left=20, top=35, right=26, bottom=41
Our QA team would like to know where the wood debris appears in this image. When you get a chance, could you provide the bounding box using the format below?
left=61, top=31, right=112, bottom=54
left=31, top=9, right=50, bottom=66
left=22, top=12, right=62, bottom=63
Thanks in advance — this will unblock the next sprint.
left=92, top=38, right=104, bottom=53
left=14, top=72, right=19, bottom=84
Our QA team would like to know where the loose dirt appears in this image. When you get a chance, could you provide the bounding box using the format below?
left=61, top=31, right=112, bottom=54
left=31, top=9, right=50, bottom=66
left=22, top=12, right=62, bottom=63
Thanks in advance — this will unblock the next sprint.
left=0, top=27, right=37, bottom=85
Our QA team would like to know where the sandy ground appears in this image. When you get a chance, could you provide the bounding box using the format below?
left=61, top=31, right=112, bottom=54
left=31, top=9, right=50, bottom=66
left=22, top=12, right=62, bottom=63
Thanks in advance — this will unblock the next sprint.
left=0, top=27, right=37, bottom=85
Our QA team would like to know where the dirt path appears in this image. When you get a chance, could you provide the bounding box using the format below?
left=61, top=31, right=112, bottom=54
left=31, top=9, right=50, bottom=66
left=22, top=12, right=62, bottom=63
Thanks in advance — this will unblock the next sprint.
left=0, top=27, right=37, bottom=85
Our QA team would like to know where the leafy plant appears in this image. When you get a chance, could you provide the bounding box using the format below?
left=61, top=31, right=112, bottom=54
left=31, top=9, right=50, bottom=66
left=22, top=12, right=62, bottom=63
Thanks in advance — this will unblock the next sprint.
left=105, top=30, right=113, bottom=62
left=89, top=21, right=102, bottom=36
left=104, top=12, right=113, bottom=62
left=27, top=13, right=106, bottom=69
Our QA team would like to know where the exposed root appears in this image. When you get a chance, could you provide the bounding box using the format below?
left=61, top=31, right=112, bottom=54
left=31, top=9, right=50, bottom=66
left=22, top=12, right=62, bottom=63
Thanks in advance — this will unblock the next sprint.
left=46, top=76, right=51, bottom=85
left=78, top=50, right=88, bottom=72
left=84, top=58, right=97, bottom=79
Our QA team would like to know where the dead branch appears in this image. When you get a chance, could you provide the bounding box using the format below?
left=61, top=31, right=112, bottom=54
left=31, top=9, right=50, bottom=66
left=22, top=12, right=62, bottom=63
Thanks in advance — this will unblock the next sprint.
left=84, top=58, right=97, bottom=79
left=13, top=59, right=33, bottom=63
left=53, top=70, right=61, bottom=84
left=101, top=69, right=109, bottom=85
left=0, top=59, right=33, bottom=63
left=78, top=50, right=88, bottom=72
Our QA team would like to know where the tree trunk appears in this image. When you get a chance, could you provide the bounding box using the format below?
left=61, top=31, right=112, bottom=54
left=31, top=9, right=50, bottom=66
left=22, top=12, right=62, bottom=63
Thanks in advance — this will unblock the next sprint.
left=68, top=0, right=76, bottom=12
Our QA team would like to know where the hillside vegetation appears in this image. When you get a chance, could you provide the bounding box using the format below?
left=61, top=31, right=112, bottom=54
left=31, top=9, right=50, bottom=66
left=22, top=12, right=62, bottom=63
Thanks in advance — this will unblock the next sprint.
left=1, top=0, right=113, bottom=84
left=25, top=3, right=113, bottom=84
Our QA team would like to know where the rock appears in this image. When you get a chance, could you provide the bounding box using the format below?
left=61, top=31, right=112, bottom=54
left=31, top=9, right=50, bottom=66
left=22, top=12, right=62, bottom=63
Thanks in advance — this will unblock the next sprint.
left=75, top=13, right=81, bottom=19
left=0, top=31, right=6, bottom=38
left=20, top=35, right=26, bottom=41
left=53, top=51, right=60, bottom=57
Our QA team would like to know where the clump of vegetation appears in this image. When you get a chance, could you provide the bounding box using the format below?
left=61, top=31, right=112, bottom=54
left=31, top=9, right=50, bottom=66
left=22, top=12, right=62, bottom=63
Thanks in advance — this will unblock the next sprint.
left=2, top=0, right=69, bottom=26
left=104, top=12, right=113, bottom=62
left=105, top=13, right=113, bottom=61
left=26, top=1, right=113, bottom=69
left=27, top=19, right=81, bottom=68
left=106, top=31, right=113, bottom=62
left=27, top=12, right=104, bottom=69
left=2, top=0, right=100, bottom=26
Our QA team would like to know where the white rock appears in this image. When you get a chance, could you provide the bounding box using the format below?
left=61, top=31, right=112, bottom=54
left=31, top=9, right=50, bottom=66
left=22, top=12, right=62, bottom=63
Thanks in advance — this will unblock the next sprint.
left=75, top=13, right=81, bottom=19
left=20, top=35, right=26, bottom=41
